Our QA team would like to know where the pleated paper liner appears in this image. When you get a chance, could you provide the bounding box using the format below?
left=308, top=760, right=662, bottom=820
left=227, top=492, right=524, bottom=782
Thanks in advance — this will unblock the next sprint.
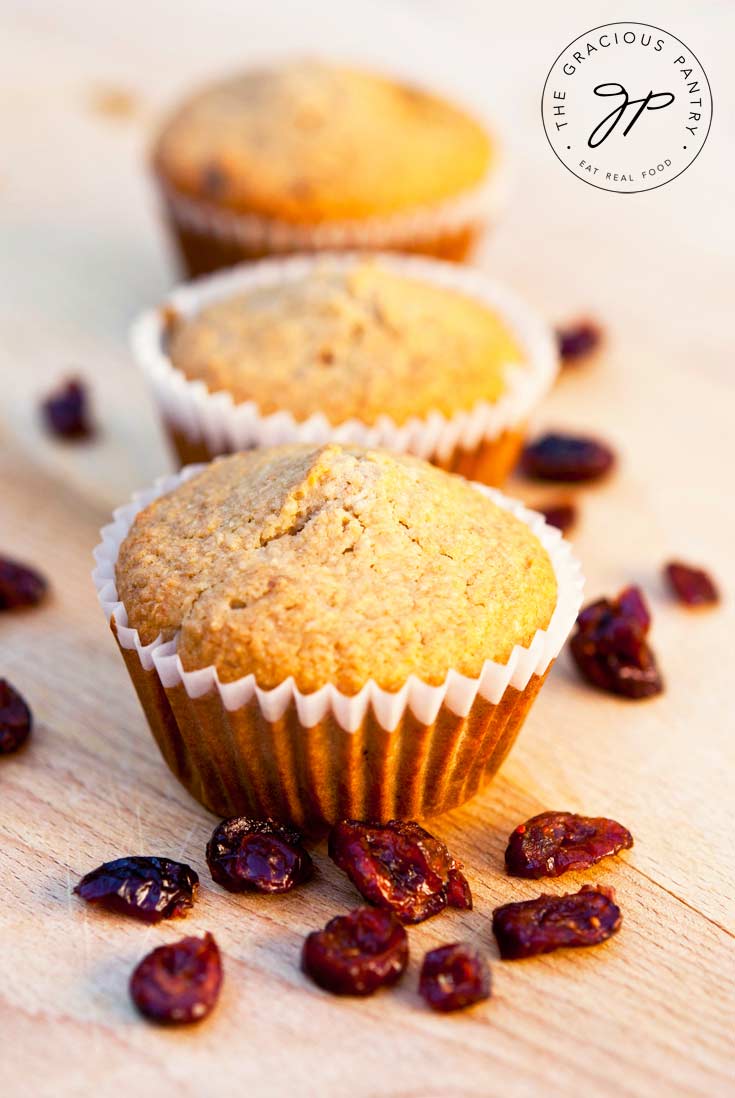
left=93, top=466, right=583, bottom=831
left=155, top=160, right=507, bottom=276
left=131, top=252, right=558, bottom=485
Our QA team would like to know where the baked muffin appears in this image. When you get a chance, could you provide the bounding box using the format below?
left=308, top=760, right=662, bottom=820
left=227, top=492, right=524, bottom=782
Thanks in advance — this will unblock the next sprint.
left=151, top=60, right=501, bottom=275
left=134, top=254, right=557, bottom=485
left=96, top=444, right=583, bottom=828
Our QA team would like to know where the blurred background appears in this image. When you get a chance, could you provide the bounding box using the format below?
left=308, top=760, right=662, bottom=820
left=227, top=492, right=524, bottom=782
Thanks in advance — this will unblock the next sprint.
left=0, top=0, right=731, bottom=509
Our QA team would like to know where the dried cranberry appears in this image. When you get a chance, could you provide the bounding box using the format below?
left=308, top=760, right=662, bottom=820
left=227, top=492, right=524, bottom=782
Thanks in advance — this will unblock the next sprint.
left=665, top=561, right=719, bottom=607
left=206, top=816, right=313, bottom=894
left=202, top=163, right=227, bottom=197
left=302, top=907, right=408, bottom=996
left=74, top=856, right=198, bottom=922
left=329, top=820, right=471, bottom=925
left=538, top=501, right=577, bottom=533
left=556, top=319, right=603, bottom=363
left=419, top=943, right=491, bottom=1012
left=615, top=585, right=651, bottom=631
left=130, top=933, right=222, bottom=1024
left=0, top=679, right=32, bottom=755
left=570, top=586, right=663, bottom=699
left=492, top=885, right=622, bottom=960
left=0, top=556, right=47, bottom=610
left=41, top=378, right=93, bottom=439
left=446, top=867, right=473, bottom=910
left=505, top=811, right=633, bottom=879
left=520, top=433, right=615, bottom=483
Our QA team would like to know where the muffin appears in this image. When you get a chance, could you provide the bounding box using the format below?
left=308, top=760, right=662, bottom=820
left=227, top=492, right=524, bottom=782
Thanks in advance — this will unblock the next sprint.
left=133, top=253, right=557, bottom=485
left=94, top=444, right=583, bottom=829
left=151, top=60, right=501, bottom=275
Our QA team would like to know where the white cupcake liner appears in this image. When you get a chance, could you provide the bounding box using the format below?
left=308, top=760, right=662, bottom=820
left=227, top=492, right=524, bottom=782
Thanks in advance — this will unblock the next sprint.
left=131, top=252, right=558, bottom=465
left=92, top=465, right=583, bottom=735
left=155, top=154, right=507, bottom=252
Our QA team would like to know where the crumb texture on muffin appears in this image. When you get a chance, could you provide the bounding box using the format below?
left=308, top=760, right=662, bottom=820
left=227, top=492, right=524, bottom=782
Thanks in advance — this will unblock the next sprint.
left=167, top=260, right=522, bottom=425
left=116, top=445, right=557, bottom=694
left=153, top=60, right=492, bottom=222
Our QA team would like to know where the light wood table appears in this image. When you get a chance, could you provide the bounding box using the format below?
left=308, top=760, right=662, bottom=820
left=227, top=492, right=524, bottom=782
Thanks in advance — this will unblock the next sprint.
left=1, top=2, right=733, bottom=1095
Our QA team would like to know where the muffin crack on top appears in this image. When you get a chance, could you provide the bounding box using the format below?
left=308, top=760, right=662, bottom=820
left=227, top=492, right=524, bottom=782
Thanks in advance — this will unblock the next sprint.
left=115, top=445, right=557, bottom=694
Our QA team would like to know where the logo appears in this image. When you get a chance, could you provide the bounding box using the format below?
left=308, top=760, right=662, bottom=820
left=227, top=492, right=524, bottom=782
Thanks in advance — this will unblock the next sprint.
left=542, top=22, right=712, bottom=193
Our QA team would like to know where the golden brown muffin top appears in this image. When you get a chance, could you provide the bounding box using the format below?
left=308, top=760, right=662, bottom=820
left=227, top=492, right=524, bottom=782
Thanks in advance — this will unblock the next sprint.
left=153, top=60, right=492, bottom=222
left=167, top=260, right=522, bottom=425
left=116, top=444, right=557, bottom=694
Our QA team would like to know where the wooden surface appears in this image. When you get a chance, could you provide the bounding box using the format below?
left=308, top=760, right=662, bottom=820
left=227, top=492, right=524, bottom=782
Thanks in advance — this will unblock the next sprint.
left=1, top=2, right=734, bottom=1096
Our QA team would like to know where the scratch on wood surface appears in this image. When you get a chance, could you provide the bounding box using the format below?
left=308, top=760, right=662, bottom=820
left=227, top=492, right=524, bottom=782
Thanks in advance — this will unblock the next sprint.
left=176, top=821, right=198, bottom=863
left=65, top=865, right=73, bottom=913
left=628, top=862, right=735, bottom=940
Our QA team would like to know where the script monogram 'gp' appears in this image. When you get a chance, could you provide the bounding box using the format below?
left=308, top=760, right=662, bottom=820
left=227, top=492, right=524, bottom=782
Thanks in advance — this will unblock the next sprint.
left=588, top=83, right=675, bottom=148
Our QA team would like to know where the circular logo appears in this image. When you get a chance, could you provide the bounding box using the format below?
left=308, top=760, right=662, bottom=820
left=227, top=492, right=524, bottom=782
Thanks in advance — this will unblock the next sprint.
left=542, top=22, right=712, bottom=193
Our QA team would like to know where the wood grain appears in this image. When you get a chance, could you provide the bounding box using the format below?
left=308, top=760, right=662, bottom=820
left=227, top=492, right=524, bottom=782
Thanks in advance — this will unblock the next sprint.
left=2, top=436, right=733, bottom=1098
left=1, top=2, right=734, bottom=1096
